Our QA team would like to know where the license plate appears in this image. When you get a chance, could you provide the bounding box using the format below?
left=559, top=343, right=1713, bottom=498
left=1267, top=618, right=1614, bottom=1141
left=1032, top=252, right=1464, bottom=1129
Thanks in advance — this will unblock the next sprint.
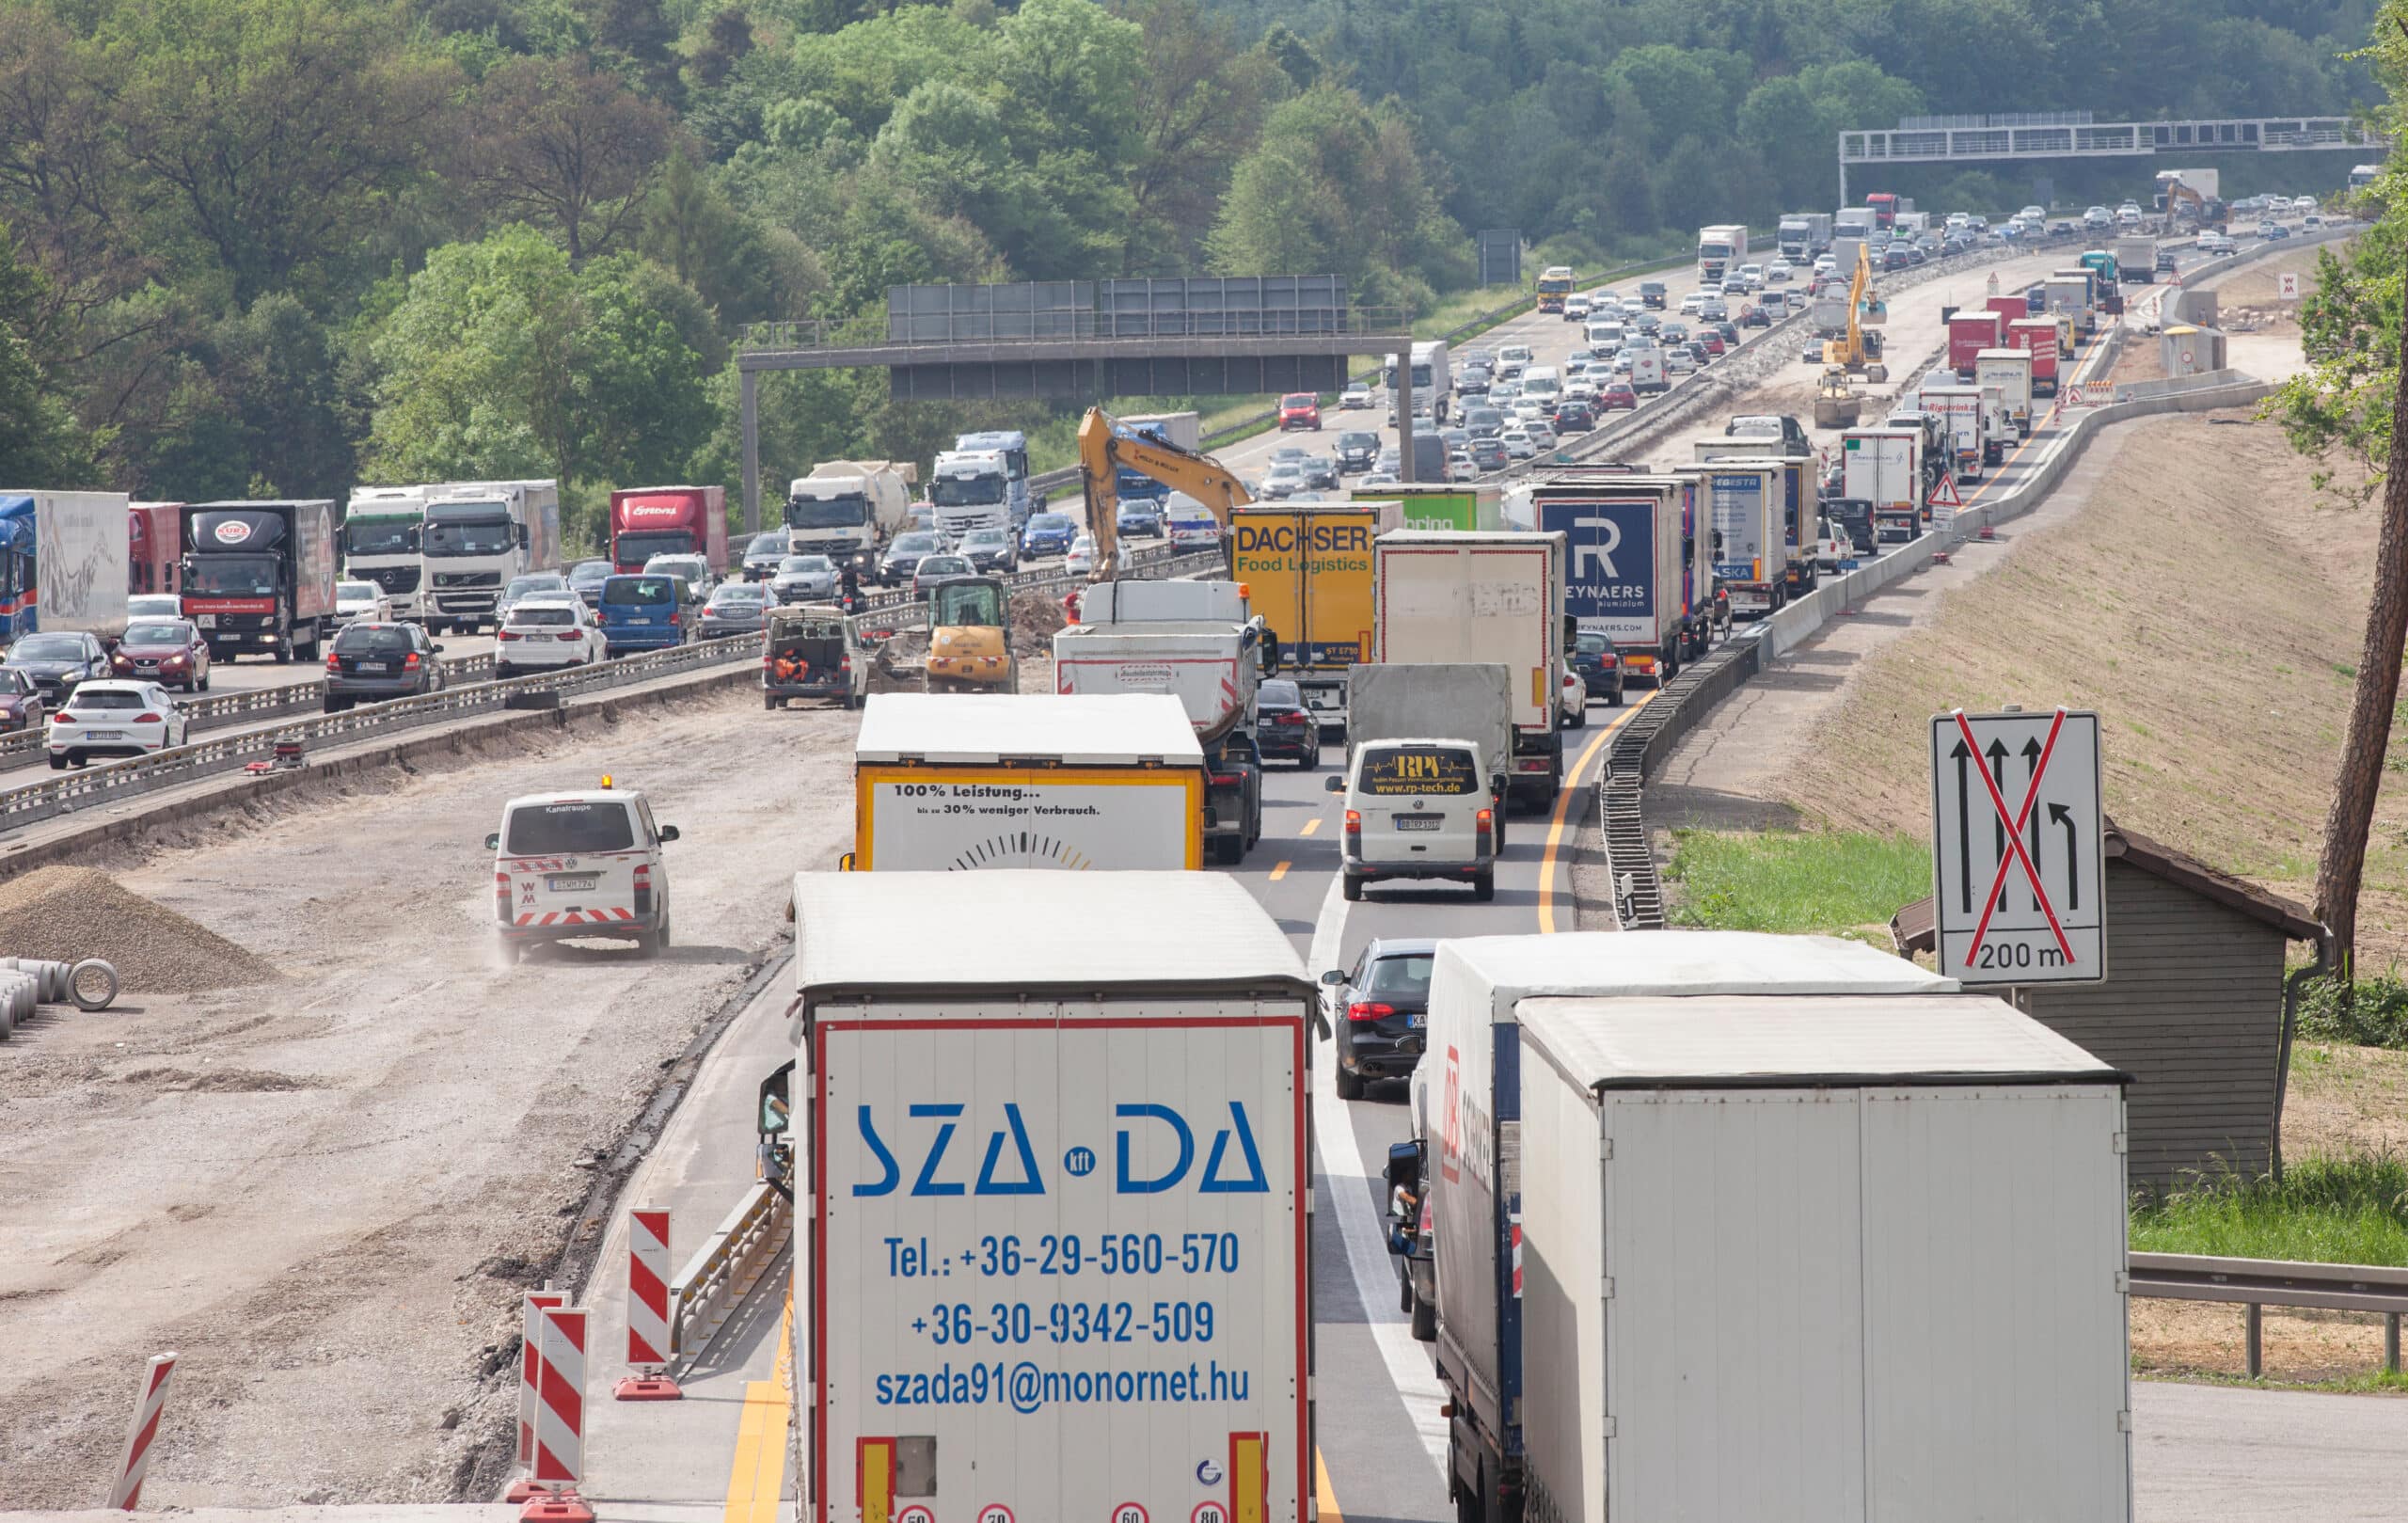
left=195, top=614, right=216, bottom=629
left=1408, top=1012, right=1426, bottom=1027
left=1394, top=816, right=1442, bottom=832
left=547, top=874, right=598, bottom=893
left=626, top=617, right=651, bottom=625
left=84, top=729, right=122, bottom=739
left=356, top=661, right=388, bottom=674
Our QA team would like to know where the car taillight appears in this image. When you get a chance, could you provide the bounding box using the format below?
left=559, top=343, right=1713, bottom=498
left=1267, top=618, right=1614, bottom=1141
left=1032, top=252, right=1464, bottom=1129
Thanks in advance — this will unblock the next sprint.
left=1344, top=808, right=1360, bottom=845
left=404, top=652, right=421, bottom=669
left=1347, top=1002, right=1394, bottom=1023
left=496, top=871, right=512, bottom=924
left=559, top=631, right=581, bottom=641
left=1477, top=807, right=1494, bottom=853
left=326, top=651, right=341, bottom=672
left=668, top=611, right=681, bottom=625
left=498, top=629, right=519, bottom=642
left=633, top=863, right=653, bottom=916
left=135, top=712, right=163, bottom=724
left=1600, top=653, right=1618, bottom=668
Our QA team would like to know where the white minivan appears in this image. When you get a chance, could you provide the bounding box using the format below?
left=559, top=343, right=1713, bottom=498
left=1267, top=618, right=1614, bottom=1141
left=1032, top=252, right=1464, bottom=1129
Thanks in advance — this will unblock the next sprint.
left=489, top=782, right=681, bottom=960
left=1327, top=738, right=1497, bottom=901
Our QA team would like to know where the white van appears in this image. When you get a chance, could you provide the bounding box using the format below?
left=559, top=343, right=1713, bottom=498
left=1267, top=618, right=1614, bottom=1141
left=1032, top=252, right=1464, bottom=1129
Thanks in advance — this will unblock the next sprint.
left=1519, top=366, right=1562, bottom=404
left=488, top=782, right=681, bottom=960
left=1629, top=349, right=1669, bottom=395
left=1327, top=738, right=1497, bottom=901
left=1585, top=320, right=1624, bottom=350
left=1496, top=343, right=1534, bottom=369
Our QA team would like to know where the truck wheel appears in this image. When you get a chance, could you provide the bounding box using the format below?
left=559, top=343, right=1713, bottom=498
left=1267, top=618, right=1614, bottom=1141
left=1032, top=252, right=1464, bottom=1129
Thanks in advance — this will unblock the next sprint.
left=274, top=638, right=293, bottom=664
left=1473, top=872, right=1496, bottom=903
left=1342, top=872, right=1364, bottom=903
left=1212, top=834, right=1244, bottom=867
left=1411, top=1290, right=1437, bottom=1342
left=764, top=693, right=782, bottom=710
left=1335, top=1062, right=1366, bottom=1102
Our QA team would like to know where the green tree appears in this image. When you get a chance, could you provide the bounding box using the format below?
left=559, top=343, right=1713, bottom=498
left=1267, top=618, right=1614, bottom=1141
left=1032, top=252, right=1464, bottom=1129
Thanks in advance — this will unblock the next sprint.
left=469, top=54, right=676, bottom=262
left=0, top=225, right=98, bottom=484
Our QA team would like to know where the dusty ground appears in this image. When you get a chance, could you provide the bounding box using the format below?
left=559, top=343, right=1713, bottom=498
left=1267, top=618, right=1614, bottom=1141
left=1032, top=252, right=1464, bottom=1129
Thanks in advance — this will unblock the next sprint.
left=0, top=686, right=858, bottom=1507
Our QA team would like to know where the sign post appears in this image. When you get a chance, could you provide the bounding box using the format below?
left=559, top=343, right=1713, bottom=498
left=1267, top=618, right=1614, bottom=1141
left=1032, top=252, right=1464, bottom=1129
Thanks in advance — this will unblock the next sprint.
left=1928, top=708, right=2106, bottom=984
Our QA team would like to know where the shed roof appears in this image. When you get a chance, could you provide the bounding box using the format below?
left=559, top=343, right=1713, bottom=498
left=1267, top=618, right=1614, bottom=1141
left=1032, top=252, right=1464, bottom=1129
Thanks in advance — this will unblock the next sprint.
left=1891, top=817, right=2323, bottom=954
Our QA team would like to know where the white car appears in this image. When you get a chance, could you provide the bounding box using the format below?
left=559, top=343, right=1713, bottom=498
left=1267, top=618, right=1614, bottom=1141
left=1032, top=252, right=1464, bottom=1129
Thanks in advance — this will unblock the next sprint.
left=1328, top=737, right=1497, bottom=901
left=642, top=553, right=715, bottom=600
left=1564, top=377, right=1601, bottom=404
left=496, top=596, right=605, bottom=675
left=45, top=679, right=186, bottom=769
left=2019, top=204, right=2047, bottom=222
left=1562, top=295, right=1592, bottom=321
left=2197, top=231, right=2235, bottom=255
left=1063, top=533, right=1133, bottom=578
left=489, top=782, right=680, bottom=961
left=1664, top=346, right=1700, bottom=375
left=1524, top=421, right=1559, bottom=452
left=1814, top=254, right=1837, bottom=275
left=2116, top=206, right=2142, bottom=226
left=1764, top=260, right=1793, bottom=283
left=335, top=579, right=391, bottom=626
left=127, top=594, right=182, bottom=621
left=1496, top=343, right=1534, bottom=368
left=1678, top=292, right=1706, bottom=315
left=2295, top=195, right=2320, bottom=211
left=1497, top=427, right=1538, bottom=460
left=1165, top=510, right=1221, bottom=549
left=1339, top=381, right=1372, bottom=409
left=1736, top=263, right=1765, bottom=289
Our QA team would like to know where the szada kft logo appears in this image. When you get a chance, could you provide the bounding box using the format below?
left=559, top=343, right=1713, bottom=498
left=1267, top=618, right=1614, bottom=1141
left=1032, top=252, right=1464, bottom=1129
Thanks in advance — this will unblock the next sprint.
left=852, top=1101, right=1272, bottom=1197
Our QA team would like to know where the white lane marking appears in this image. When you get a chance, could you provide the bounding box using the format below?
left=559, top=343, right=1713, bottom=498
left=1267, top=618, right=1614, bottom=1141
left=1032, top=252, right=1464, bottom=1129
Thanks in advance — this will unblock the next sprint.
left=1307, top=871, right=1450, bottom=1475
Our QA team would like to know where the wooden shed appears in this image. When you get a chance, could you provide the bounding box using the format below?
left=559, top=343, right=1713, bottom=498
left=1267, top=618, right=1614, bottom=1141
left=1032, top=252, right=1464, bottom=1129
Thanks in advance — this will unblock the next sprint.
left=1893, top=820, right=2324, bottom=1196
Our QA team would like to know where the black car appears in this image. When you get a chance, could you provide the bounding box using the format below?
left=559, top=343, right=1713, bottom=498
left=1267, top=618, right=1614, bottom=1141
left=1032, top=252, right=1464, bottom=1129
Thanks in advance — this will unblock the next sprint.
left=740, top=531, right=790, bottom=582
left=1744, top=304, right=1773, bottom=328
left=1570, top=630, right=1625, bottom=706
left=879, top=531, right=944, bottom=586
left=1301, top=457, right=1341, bottom=491
left=1336, top=431, right=1381, bottom=474
left=1715, top=320, right=1742, bottom=345
left=1320, top=937, right=1436, bottom=1100
left=1256, top=678, right=1317, bottom=769
left=2, top=631, right=110, bottom=706
left=1553, top=401, right=1597, bottom=434
left=567, top=558, right=613, bottom=608
left=324, top=622, right=447, bottom=713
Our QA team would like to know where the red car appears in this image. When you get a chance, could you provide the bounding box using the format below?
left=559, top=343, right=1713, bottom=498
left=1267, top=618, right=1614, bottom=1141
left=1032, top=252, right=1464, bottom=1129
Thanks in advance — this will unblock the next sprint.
left=1699, top=332, right=1727, bottom=357
left=1599, top=381, right=1639, bottom=411
left=1277, top=392, right=1323, bottom=431
left=109, top=617, right=213, bottom=692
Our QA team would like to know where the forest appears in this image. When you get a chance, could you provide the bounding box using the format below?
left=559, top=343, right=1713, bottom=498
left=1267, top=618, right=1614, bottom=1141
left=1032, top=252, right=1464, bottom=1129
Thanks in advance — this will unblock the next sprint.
left=0, top=0, right=2381, bottom=542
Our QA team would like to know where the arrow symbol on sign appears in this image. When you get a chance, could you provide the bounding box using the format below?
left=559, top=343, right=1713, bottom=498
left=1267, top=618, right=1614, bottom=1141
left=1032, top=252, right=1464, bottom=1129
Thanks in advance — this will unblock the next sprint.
left=2023, top=738, right=2044, bottom=910
left=2050, top=802, right=2079, bottom=910
left=1986, top=739, right=2010, bottom=907
left=1950, top=738, right=1973, bottom=912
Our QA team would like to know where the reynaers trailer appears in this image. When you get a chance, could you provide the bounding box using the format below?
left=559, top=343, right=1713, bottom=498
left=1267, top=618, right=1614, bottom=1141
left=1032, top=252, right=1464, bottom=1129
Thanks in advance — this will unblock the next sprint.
left=1533, top=476, right=1708, bottom=686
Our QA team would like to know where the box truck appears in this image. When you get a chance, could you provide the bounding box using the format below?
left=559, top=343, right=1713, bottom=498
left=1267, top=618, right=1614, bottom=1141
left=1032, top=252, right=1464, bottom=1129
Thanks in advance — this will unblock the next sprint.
left=2115, top=235, right=2157, bottom=283
left=2009, top=316, right=2065, bottom=396
left=1945, top=309, right=2004, bottom=377
left=1917, top=385, right=1988, bottom=483
left=2047, top=271, right=2099, bottom=336
left=1371, top=531, right=1570, bottom=811
left=0, top=491, right=131, bottom=643
left=1357, top=484, right=1504, bottom=532
left=780, top=869, right=1315, bottom=1523
left=1110, top=413, right=1205, bottom=504
left=1054, top=580, right=1263, bottom=865
left=785, top=461, right=914, bottom=575
left=181, top=500, right=337, bottom=660
left=1841, top=429, right=1924, bottom=542
left=1686, top=462, right=1793, bottom=619
left=1696, top=224, right=1748, bottom=284
left=1534, top=476, right=1709, bottom=686
left=1386, top=341, right=1454, bottom=423
left=1231, top=502, right=1389, bottom=737
left=848, top=692, right=1204, bottom=870
left=129, top=501, right=182, bottom=598
left=1975, top=349, right=2035, bottom=435
left=1341, top=660, right=1514, bottom=805
left=1776, top=212, right=1832, bottom=260
left=610, top=485, right=729, bottom=576
left=1403, top=930, right=2131, bottom=1523
left=421, top=479, right=561, bottom=632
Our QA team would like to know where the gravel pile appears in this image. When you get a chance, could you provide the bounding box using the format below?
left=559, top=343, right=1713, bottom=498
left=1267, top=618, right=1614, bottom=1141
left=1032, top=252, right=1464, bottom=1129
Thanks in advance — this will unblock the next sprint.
left=1011, top=593, right=1069, bottom=646
left=0, top=866, right=278, bottom=992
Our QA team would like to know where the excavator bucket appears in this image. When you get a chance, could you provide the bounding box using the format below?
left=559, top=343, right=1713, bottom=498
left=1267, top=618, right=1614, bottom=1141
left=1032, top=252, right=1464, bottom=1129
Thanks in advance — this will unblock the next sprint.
left=1860, top=295, right=1889, bottom=327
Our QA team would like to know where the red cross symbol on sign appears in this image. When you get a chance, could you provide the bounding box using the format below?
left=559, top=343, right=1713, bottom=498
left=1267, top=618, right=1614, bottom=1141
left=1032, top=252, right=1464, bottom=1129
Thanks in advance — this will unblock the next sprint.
left=1955, top=707, right=2075, bottom=967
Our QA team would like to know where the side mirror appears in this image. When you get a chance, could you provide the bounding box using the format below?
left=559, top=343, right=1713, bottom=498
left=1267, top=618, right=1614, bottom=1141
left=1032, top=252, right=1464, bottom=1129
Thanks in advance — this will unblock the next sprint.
left=1561, top=612, right=1579, bottom=656
left=837, top=850, right=857, bottom=872
left=1320, top=969, right=1346, bottom=986
left=1385, top=1139, right=1423, bottom=1193
left=432, top=643, right=447, bottom=654
left=658, top=825, right=680, bottom=843
left=1323, top=774, right=1346, bottom=794
left=757, top=1060, right=793, bottom=1138
left=516, top=524, right=531, bottom=549
left=485, top=833, right=500, bottom=849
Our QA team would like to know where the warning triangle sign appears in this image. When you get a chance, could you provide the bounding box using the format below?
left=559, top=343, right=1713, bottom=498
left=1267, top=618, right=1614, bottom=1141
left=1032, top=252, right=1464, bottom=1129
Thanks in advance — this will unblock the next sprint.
left=1929, top=473, right=1963, bottom=508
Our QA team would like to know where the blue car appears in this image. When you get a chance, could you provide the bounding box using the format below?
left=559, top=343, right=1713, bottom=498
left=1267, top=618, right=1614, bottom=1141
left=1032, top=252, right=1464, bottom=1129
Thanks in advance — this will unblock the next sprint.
left=1116, top=502, right=1164, bottom=539
left=1570, top=630, right=1625, bottom=706
left=596, top=574, right=691, bottom=655
left=1020, top=512, right=1077, bottom=558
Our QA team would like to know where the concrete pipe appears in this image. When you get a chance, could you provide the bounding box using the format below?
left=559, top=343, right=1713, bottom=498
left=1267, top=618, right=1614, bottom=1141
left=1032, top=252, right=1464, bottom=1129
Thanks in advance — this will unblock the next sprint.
left=69, top=959, right=119, bottom=1012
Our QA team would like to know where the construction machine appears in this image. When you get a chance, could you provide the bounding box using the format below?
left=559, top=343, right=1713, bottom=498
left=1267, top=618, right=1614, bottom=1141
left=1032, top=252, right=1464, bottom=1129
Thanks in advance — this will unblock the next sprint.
left=1078, top=406, right=1252, bottom=581
left=1822, top=242, right=1888, bottom=384
left=924, top=575, right=1017, bottom=693
left=1814, top=366, right=1862, bottom=429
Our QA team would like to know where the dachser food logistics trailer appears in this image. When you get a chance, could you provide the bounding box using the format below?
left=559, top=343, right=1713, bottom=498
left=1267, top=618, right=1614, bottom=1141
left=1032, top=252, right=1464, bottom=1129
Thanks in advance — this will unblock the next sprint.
left=1421, top=931, right=2132, bottom=1523
left=786, top=869, right=1316, bottom=1523
left=849, top=692, right=1204, bottom=869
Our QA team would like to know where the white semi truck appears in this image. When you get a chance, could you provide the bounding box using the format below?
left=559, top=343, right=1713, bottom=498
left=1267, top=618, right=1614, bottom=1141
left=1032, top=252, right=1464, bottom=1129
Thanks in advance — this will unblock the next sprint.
left=775, top=870, right=1317, bottom=1523
left=784, top=459, right=916, bottom=578
left=420, top=479, right=560, bottom=633
left=927, top=449, right=1016, bottom=545
left=341, top=485, right=436, bottom=620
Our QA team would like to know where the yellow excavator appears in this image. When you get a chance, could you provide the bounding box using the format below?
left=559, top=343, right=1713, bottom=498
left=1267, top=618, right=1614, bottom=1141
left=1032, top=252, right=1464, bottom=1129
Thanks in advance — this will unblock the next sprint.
left=1077, top=406, right=1253, bottom=582
left=1821, top=241, right=1888, bottom=390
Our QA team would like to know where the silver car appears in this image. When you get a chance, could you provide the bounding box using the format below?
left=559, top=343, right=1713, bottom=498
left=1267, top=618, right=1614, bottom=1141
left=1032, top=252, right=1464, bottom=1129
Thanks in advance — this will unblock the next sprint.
left=698, top=581, right=771, bottom=639
left=769, top=555, right=839, bottom=603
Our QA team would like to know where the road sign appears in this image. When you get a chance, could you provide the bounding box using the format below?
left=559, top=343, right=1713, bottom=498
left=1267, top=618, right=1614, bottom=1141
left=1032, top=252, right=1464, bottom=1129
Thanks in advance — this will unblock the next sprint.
left=1928, top=708, right=2105, bottom=984
left=1928, top=473, right=1962, bottom=510
left=2278, top=272, right=2301, bottom=300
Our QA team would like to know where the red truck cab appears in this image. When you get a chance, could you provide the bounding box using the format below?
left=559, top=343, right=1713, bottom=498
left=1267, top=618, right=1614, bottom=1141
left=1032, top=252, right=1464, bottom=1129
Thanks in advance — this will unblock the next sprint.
left=129, top=502, right=183, bottom=595
left=609, top=486, right=729, bottom=575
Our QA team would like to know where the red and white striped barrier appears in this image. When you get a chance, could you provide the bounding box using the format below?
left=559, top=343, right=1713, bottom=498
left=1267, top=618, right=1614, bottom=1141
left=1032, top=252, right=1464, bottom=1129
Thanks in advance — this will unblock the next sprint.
left=106, top=1353, right=176, bottom=1509
left=510, top=1306, right=595, bottom=1521
left=616, top=1207, right=683, bottom=1400
left=516, top=1291, right=568, bottom=1469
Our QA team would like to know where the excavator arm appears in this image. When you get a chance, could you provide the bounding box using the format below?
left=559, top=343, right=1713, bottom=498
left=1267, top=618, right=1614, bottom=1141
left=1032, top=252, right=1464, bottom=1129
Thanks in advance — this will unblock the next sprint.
left=1078, top=407, right=1255, bottom=581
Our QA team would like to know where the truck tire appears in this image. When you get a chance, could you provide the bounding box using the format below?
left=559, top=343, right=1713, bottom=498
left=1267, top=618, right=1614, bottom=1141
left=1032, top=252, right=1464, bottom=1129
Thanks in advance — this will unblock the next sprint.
left=1473, top=872, right=1495, bottom=903
left=1342, top=872, right=1364, bottom=903
left=1411, top=1289, right=1437, bottom=1341
left=1212, top=834, right=1244, bottom=867
left=274, top=638, right=293, bottom=664
left=1335, top=1062, right=1365, bottom=1102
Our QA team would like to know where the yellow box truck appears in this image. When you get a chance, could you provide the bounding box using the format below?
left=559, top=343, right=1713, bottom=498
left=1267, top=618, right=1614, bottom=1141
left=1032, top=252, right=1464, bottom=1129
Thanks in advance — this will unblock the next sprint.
left=1230, top=502, right=1393, bottom=738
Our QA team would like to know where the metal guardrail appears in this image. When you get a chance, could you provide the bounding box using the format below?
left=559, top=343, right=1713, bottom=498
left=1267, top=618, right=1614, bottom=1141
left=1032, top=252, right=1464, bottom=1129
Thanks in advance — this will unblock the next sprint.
left=740, top=309, right=1410, bottom=354
left=2130, top=1252, right=2408, bottom=1377
left=0, top=636, right=755, bottom=833
left=667, top=1182, right=790, bottom=1365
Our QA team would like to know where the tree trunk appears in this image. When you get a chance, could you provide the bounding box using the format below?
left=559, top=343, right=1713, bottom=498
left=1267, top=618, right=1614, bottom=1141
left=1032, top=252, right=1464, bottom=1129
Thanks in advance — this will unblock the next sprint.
left=2313, top=306, right=2408, bottom=975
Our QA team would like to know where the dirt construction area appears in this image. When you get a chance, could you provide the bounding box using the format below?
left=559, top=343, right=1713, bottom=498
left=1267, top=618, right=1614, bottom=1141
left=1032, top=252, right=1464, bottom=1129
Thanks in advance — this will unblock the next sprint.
left=0, top=686, right=857, bottom=1507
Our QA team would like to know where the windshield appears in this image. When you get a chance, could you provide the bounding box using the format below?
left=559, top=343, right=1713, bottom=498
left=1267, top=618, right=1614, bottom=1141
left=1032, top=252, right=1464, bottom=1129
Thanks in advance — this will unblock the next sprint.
left=338, top=582, right=378, bottom=600
left=335, top=626, right=415, bottom=654
left=780, top=557, right=832, bottom=574
left=749, top=533, right=789, bottom=556
left=125, top=623, right=194, bottom=644
left=344, top=518, right=419, bottom=556
left=1259, top=680, right=1303, bottom=707
left=933, top=581, right=1003, bottom=625
left=1359, top=744, right=1481, bottom=796
left=506, top=576, right=564, bottom=597
left=71, top=688, right=147, bottom=710
left=511, top=607, right=577, bottom=627
left=892, top=533, right=941, bottom=554
left=962, top=531, right=1006, bottom=547
left=1027, top=515, right=1070, bottom=531
left=504, top=800, right=636, bottom=856
left=1363, top=953, right=1434, bottom=999
left=425, top=510, right=515, bottom=557
left=918, top=557, right=970, bottom=577
left=569, top=562, right=611, bottom=587
left=1577, top=631, right=1612, bottom=655
left=184, top=555, right=279, bottom=595
left=786, top=495, right=868, bottom=530
left=616, top=530, right=695, bottom=563
left=12, top=634, right=84, bottom=659
left=930, top=476, right=1005, bottom=508
left=604, top=578, right=675, bottom=606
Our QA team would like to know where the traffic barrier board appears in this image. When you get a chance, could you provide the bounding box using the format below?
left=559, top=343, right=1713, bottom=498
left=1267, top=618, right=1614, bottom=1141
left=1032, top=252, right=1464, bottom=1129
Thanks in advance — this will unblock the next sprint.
left=518, top=1291, right=567, bottom=1468
left=615, top=1207, right=683, bottom=1400
left=106, top=1353, right=176, bottom=1510
left=1928, top=708, right=2105, bottom=984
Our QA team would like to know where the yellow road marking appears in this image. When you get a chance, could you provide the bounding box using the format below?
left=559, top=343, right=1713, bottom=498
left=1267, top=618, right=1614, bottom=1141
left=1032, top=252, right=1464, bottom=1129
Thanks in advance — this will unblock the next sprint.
left=1538, top=697, right=1652, bottom=935
left=1300, top=817, right=1322, bottom=836
left=1270, top=861, right=1291, bottom=880
left=722, top=1294, right=793, bottom=1523
left=1315, top=1449, right=1345, bottom=1523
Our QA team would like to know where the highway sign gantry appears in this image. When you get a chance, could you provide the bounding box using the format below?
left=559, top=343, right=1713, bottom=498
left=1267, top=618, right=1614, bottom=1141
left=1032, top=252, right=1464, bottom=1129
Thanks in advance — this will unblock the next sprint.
left=1928, top=707, right=2105, bottom=984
